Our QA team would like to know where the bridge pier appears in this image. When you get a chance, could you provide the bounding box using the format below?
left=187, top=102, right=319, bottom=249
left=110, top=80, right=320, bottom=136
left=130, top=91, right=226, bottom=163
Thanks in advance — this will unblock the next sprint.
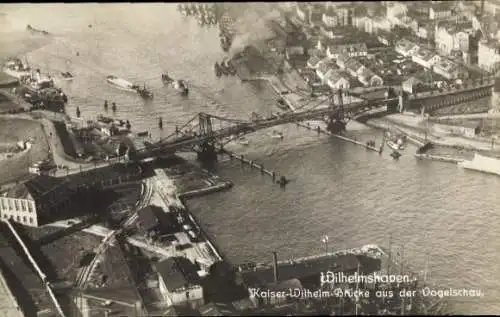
left=197, top=142, right=218, bottom=163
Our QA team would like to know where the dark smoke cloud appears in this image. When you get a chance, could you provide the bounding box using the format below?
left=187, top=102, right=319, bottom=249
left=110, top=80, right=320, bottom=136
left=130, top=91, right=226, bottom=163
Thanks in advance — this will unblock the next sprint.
left=227, top=3, right=281, bottom=57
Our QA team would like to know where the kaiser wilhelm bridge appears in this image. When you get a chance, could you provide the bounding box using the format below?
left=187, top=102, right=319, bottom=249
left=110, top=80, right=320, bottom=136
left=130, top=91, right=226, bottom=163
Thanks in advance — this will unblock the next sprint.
left=132, top=88, right=401, bottom=162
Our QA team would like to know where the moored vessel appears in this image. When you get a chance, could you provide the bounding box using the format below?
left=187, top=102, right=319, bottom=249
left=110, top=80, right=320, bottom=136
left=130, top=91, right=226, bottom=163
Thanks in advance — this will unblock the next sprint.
left=214, top=62, right=222, bottom=77
left=106, top=75, right=139, bottom=92
left=60, top=72, right=74, bottom=80
left=161, top=72, right=175, bottom=85
left=3, top=58, right=31, bottom=79
left=237, top=137, right=250, bottom=146
left=174, top=80, right=189, bottom=96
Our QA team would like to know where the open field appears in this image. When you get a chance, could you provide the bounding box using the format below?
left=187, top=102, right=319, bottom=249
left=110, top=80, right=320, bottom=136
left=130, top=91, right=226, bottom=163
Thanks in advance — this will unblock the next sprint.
left=0, top=116, right=50, bottom=186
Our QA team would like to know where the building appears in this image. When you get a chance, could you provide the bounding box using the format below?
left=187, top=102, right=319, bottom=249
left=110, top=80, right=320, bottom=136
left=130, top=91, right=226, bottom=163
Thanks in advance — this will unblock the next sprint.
left=344, top=58, right=366, bottom=77
left=429, top=2, right=453, bottom=20
left=0, top=175, right=71, bottom=227
left=308, top=7, right=323, bottom=27
left=326, top=43, right=368, bottom=59
left=156, top=257, right=204, bottom=308
left=386, top=2, right=408, bottom=20
left=435, top=21, right=473, bottom=56
left=334, top=4, right=351, bottom=26
left=353, top=15, right=374, bottom=34
left=432, top=59, right=469, bottom=80
left=484, top=0, right=500, bottom=15
left=322, top=7, right=338, bottom=27
left=325, top=70, right=350, bottom=90
left=307, top=55, right=322, bottom=69
left=411, top=48, right=441, bottom=68
left=316, top=60, right=338, bottom=81
left=296, top=4, right=308, bottom=22
left=402, top=76, right=424, bottom=93
left=377, top=30, right=397, bottom=46
left=285, top=46, right=306, bottom=61
left=335, top=54, right=349, bottom=69
left=358, top=69, right=384, bottom=87
left=478, top=40, right=500, bottom=72
left=69, top=163, right=143, bottom=190
left=395, top=39, right=420, bottom=56
left=372, top=17, right=392, bottom=33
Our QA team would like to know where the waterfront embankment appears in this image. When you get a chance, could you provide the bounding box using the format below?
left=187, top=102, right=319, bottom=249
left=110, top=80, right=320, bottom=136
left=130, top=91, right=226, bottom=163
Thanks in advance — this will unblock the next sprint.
left=368, top=113, right=499, bottom=152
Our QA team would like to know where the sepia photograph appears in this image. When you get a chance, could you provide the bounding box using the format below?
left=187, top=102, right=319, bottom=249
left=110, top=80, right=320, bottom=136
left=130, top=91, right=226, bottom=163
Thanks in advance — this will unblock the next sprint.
left=0, top=1, right=498, bottom=316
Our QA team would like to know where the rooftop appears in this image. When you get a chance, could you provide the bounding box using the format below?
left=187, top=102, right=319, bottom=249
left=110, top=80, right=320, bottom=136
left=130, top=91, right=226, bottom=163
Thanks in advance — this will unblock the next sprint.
left=414, top=48, right=436, bottom=61
left=266, top=278, right=303, bottom=292
left=136, top=205, right=161, bottom=231
left=155, top=257, right=200, bottom=293
left=199, top=303, right=237, bottom=316
left=345, top=58, right=364, bottom=72
left=3, top=175, right=66, bottom=200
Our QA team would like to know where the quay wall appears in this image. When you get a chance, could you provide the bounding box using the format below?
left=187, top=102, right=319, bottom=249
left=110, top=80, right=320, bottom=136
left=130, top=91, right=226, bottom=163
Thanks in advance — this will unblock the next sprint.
left=153, top=169, right=226, bottom=264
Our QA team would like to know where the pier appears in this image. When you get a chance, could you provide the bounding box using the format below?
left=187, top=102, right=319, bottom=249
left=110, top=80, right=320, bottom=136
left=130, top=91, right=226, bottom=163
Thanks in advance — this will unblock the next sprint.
left=220, top=149, right=281, bottom=182
left=294, top=121, right=381, bottom=152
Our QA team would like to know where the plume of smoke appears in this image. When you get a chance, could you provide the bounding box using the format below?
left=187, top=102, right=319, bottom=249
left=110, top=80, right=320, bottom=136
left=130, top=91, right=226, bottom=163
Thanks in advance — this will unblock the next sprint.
left=228, top=4, right=281, bottom=58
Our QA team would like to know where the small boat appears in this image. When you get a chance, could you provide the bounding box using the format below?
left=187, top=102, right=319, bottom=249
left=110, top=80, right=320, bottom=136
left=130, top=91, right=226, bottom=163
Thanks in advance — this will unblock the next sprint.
left=3, top=57, right=31, bottom=79
left=219, top=60, right=230, bottom=75
left=136, top=84, right=153, bottom=99
left=26, top=24, right=50, bottom=35
left=386, top=139, right=405, bottom=151
left=174, top=80, right=189, bottom=96
left=60, top=72, right=74, bottom=80
left=106, top=75, right=137, bottom=92
left=237, top=137, right=249, bottom=146
left=390, top=150, right=401, bottom=159
left=276, top=98, right=289, bottom=111
left=214, top=62, right=222, bottom=77
left=225, top=59, right=236, bottom=75
left=161, top=73, right=174, bottom=85
left=270, top=130, right=284, bottom=140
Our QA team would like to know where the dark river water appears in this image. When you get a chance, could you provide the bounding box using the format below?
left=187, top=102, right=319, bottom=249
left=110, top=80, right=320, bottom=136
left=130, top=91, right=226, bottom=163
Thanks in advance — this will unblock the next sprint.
left=2, top=4, right=500, bottom=314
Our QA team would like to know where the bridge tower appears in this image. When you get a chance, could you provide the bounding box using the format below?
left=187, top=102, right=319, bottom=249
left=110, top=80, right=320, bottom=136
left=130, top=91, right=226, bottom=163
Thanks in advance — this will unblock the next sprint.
left=197, top=113, right=218, bottom=163
left=326, top=89, right=347, bottom=134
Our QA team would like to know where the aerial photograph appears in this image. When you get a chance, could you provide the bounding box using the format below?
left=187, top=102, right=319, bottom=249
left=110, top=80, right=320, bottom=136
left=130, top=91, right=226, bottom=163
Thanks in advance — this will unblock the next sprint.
left=0, top=1, right=499, bottom=316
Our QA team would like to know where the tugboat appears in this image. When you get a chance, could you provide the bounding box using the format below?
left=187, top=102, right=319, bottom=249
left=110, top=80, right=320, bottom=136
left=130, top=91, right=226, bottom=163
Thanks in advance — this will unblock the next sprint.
left=60, top=72, right=74, bottom=80
left=214, top=62, right=222, bottom=77
left=219, top=60, right=230, bottom=75
left=3, top=57, right=31, bottom=79
left=276, top=98, right=289, bottom=111
left=136, top=84, right=153, bottom=99
left=237, top=137, right=249, bottom=146
left=390, top=150, right=402, bottom=159
left=270, top=130, right=284, bottom=140
left=225, top=59, right=236, bottom=75
left=174, top=80, right=189, bottom=96
left=220, top=36, right=231, bottom=52
left=161, top=72, right=175, bottom=85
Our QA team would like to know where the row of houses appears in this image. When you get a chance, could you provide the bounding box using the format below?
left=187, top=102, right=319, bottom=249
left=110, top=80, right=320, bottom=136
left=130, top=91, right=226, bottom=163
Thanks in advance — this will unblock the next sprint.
left=307, top=51, right=384, bottom=90
left=395, top=38, right=469, bottom=80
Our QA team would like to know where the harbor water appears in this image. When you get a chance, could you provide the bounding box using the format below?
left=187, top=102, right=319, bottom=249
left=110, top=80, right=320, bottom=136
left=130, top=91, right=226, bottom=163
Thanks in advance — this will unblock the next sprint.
left=2, top=4, right=500, bottom=314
